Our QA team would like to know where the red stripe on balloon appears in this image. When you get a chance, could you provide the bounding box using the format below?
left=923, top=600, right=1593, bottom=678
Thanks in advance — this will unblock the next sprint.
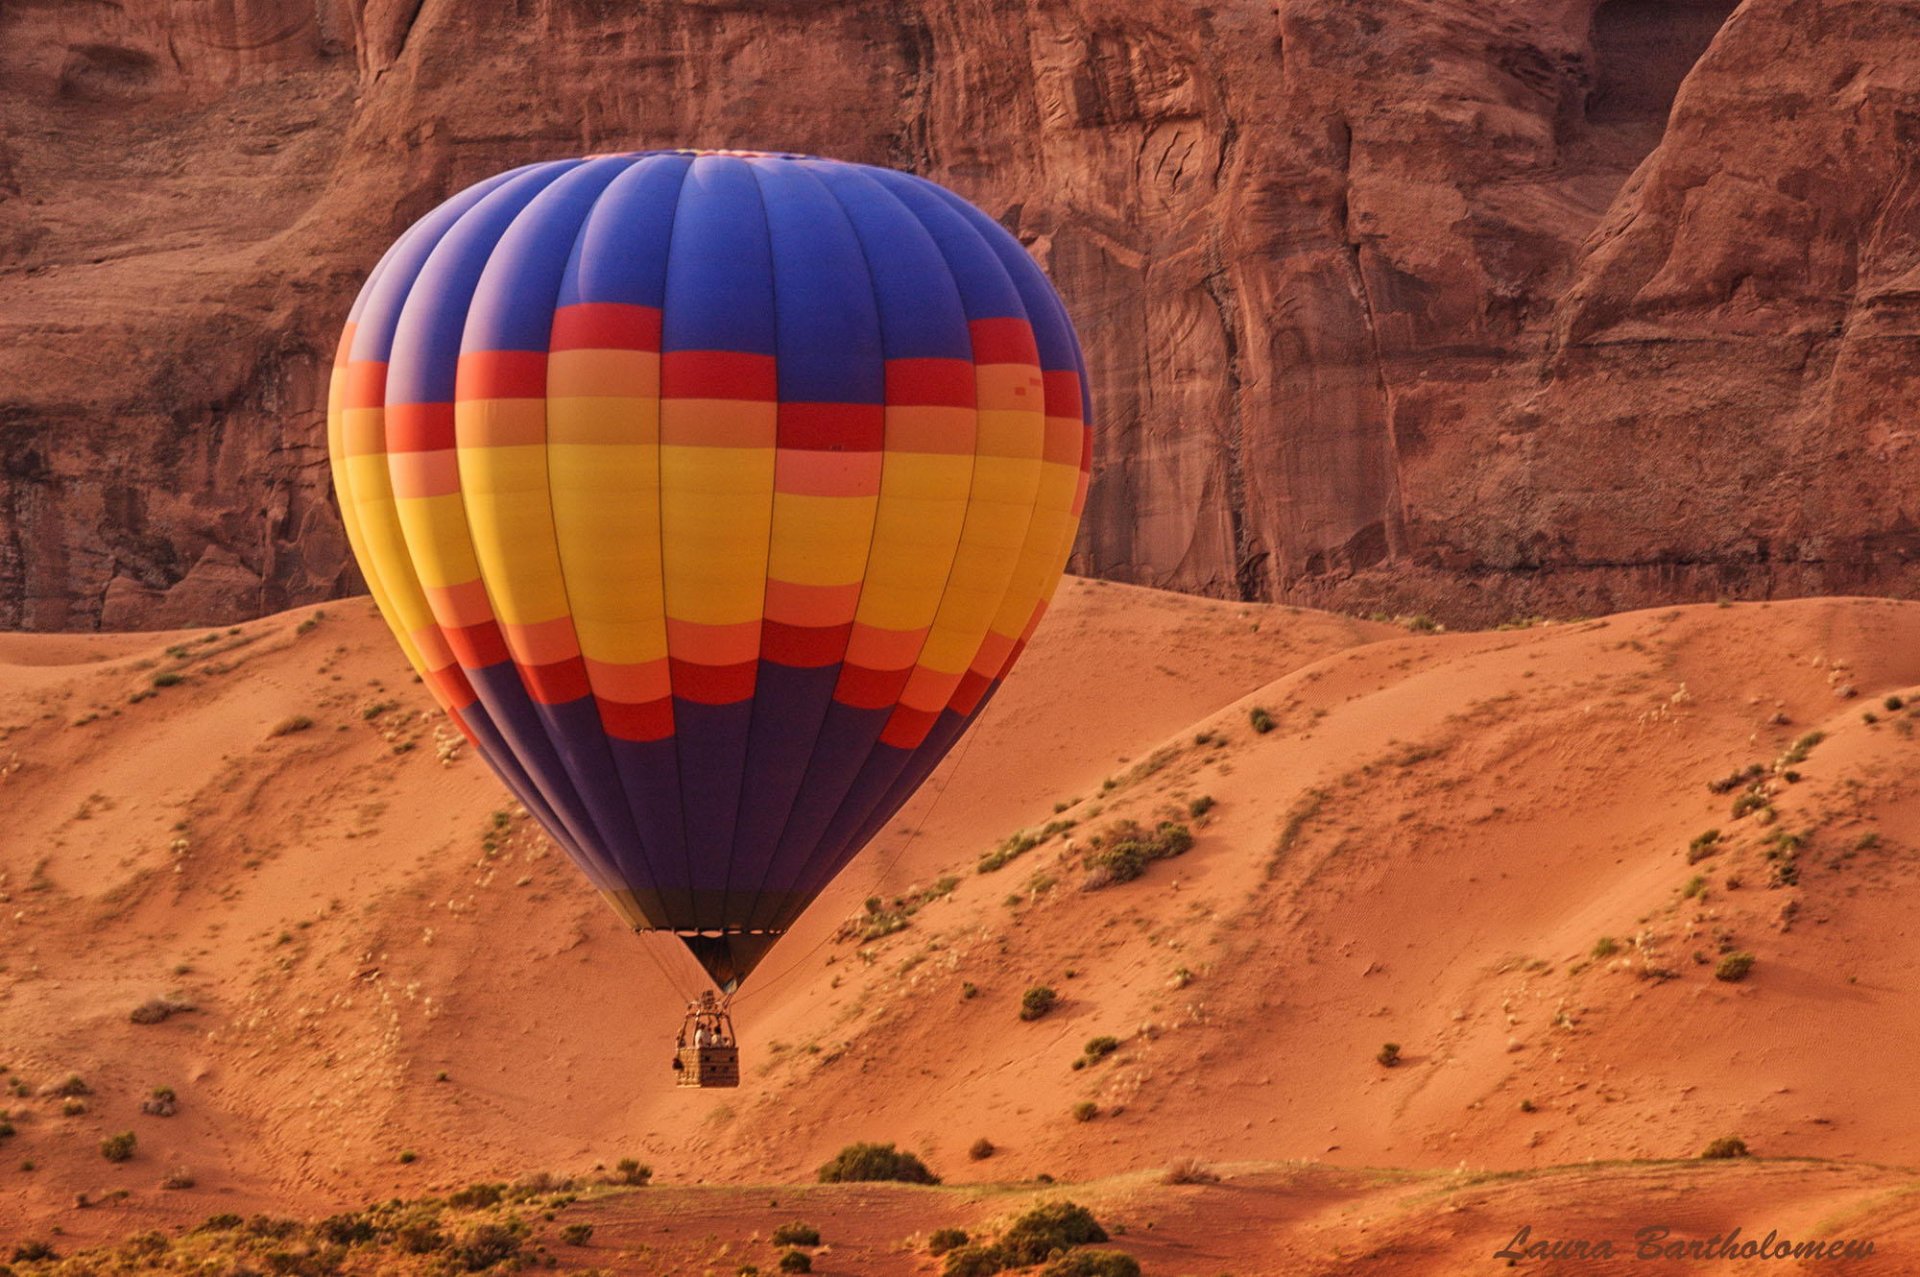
left=968, top=317, right=1040, bottom=365
left=520, top=656, right=592, bottom=705
left=778, top=402, right=885, bottom=451
left=444, top=621, right=511, bottom=669
left=550, top=302, right=663, bottom=352
left=884, top=358, right=976, bottom=407
left=456, top=350, right=548, bottom=400
left=670, top=658, right=758, bottom=704
left=344, top=361, right=389, bottom=410
left=762, top=620, right=852, bottom=668
left=879, top=705, right=938, bottom=749
left=833, top=663, right=911, bottom=711
left=386, top=401, right=456, bottom=453
left=661, top=350, right=777, bottom=400
left=598, top=696, right=676, bottom=743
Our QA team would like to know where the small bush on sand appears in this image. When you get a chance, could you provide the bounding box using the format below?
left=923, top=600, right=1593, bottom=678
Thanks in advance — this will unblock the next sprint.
left=1162, top=1157, right=1220, bottom=1185
left=1080, top=1036, right=1120, bottom=1064
left=613, top=1157, right=651, bottom=1185
left=159, top=1166, right=195, bottom=1190
left=1187, top=795, right=1215, bottom=819
left=130, top=999, right=193, bottom=1025
left=999, top=1202, right=1109, bottom=1264
left=816, top=1142, right=939, bottom=1185
left=1701, top=1136, right=1751, bottom=1159
left=50, top=1074, right=90, bottom=1097
left=942, top=1245, right=1008, bottom=1277
left=101, top=1131, right=137, bottom=1162
left=12, top=1241, right=57, bottom=1263
left=1071, top=1101, right=1099, bottom=1122
left=778, top=1249, right=812, bottom=1273
left=968, top=1137, right=995, bottom=1161
left=1082, top=820, right=1194, bottom=889
left=561, top=1223, right=593, bottom=1246
left=1377, top=1042, right=1401, bottom=1068
left=1249, top=707, right=1275, bottom=734
left=771, top=1222, right=820, bottom=1247
left=928, top=1227, right=970, bottom=1255
left=1591, top=936, right=1620, bottom=960
left=1020, top=986, right=1058, bottom=1021
left=1715, top=951, right=1755, bottom=982
left=1687, top=829, right=1721, bottom=864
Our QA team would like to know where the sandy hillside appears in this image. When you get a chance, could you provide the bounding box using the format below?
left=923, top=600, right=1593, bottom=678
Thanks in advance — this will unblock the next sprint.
left=4, top=581, right=1920, bottom=1270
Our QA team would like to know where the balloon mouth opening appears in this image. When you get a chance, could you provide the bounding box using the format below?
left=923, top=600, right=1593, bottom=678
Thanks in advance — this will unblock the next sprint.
left=644, top=928, right=784, bottom=938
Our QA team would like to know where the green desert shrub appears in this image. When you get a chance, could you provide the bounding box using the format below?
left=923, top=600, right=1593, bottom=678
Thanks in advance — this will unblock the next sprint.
left=1082, top=820, right=1194, bottom=888
left=1715, top=951, right=1756, bottom=982
left=968, top=1138, right=995, bottom=1161
left=778, top=1249, right=812, bottom=1273
left=770, top=1222, right=820, bottom=1247
left=100, top=1131, right=137, bottom=1162
left=1249, top=706, right=1275, bottom=734
left=1039, top=1252, right=1141, bottom=1277
left=1701, top=1136, right=1751, bottom=1159
left=1376, top=1042, right=1401, bottom=1068
left=1020, top=985, right=1058, bottom=1021
left=816, top=1142, right=938, bottom=1185
left=928, top=1227, right=970, bottom=1255
left=999, top=1201, right=1109, bottom=1264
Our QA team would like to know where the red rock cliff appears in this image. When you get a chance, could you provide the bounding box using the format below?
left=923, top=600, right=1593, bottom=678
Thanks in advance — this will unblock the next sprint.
left=1, top=0, right=1916, bottom=628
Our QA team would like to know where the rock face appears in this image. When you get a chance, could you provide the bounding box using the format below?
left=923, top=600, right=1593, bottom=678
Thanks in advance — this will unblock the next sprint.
left=2, top=0, right=1917, bottom=629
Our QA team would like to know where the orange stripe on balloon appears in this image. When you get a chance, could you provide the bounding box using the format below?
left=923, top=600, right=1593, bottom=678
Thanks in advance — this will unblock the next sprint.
left=388, top=449, right=462, bottom=499
left=422, top=578, right=495, bottom=628
left=659, top=398, right=776, bottom=448
left=341, top=409, right=387, bottom=458
left=457, top=398, right=547, bottom=447
left=547, top=348, right=660, bottom=397
left=773, top=450, right=882, bottom=498
left=665, top=617, right=762, bottom=665
left=883, top=405, right=975, bottom=455
left=764, top=579, right=862, bottom=626
left=502, top=614, right=583, bottom=666
left=842, top=622, right=928, bottom=669
left=1043, top=415, right=1082, bottom=466
left=344, top=360, right=388, bottom=410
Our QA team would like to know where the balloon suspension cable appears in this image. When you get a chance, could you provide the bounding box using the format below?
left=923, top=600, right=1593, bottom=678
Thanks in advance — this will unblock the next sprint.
left=732, top=713, right=988, bottom=1006
left=638, top=924, right=696, bottom=1003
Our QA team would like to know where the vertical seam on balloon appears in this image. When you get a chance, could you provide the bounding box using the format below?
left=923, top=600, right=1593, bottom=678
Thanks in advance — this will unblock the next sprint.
left=530, top=153, right=672, bottom=928
left=733, top=158, right=894, bottom=935
left=761, top=163, right=997, bottom=930
left=654, top=155, right=707, bottom=937
left=715, top=157, right=786, bottom=936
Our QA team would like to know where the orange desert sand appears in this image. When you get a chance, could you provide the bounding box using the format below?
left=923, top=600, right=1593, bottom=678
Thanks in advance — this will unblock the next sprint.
left=3, top=579, right=1920, bottom=1272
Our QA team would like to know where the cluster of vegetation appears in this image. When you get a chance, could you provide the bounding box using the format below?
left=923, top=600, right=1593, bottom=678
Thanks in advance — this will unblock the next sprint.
left=979, top=819, right=1077, bottom=874
left=1715, top=951, right=1756, bottom=982
left=1248, top=707, right=1276, bottom=735
left=935, top=1201, right=1132, bottom=1276
left=835, top=877, right=959, bottom=942
left=1686, top=828, right=1721, bottom=864
left=0, top=1172, right=612, bottom=1276
left=815, top=1142, right=939, bottom=1185
left=1778, top=731, right=1825, bottom=767
left=1706, top=763, right=1765, bottom=795
left=1376, top=1043, right=1402, bottom=1068
left=1070, top=1036, right=1120, bottom=1071
left=1161, top=1157, right=1220, bottom=1185
left=1081, top=819, right=1194, bottom=890
left=1701, top=1136, right=1751, bottom=1159
left=1020, top=986, right=1058, bottom=1022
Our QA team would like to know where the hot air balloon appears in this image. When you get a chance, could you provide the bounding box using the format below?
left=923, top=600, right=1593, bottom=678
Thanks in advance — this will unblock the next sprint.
left=325, top=150, right=1091, bottom=1082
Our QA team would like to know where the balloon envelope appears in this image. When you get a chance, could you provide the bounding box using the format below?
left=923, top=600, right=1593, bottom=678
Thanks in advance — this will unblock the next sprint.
left=326, top=151, right=1091, bottom=989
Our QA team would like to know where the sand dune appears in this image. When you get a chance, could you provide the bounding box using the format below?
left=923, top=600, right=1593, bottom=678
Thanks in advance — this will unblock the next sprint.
left=3, top=581, right=1919, bottom=1269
